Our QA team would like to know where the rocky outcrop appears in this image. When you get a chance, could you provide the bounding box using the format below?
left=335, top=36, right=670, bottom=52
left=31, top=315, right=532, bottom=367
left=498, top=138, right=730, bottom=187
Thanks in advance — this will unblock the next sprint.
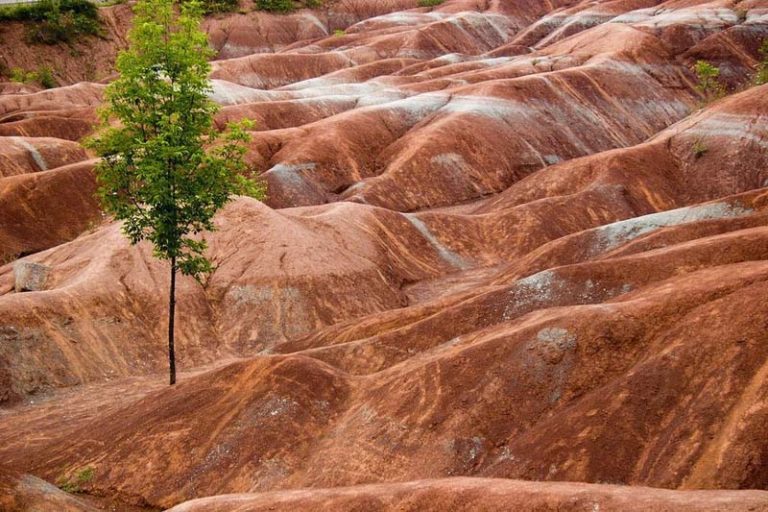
left=13, top=261, right=50, bottom=292
left=0, top=469, right=97, bottom=512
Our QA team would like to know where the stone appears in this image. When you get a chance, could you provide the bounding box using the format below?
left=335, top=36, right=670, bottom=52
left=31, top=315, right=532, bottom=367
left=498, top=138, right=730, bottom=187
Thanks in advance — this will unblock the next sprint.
left=13, top=261, right=51, bottom=293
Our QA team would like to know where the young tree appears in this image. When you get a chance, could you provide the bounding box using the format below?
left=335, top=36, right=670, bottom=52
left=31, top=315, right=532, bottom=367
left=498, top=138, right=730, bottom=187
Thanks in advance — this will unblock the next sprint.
left=87, top=0, right=264, bottom=385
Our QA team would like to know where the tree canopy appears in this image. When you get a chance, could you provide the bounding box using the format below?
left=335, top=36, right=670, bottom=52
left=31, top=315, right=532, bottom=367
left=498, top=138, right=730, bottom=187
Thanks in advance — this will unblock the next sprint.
left=88, top=0, right=264, bottom=280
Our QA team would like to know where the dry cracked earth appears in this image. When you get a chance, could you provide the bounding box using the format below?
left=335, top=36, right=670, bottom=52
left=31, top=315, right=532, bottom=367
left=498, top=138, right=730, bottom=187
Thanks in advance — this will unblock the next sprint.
left=2, top=0, right=768, bottom=510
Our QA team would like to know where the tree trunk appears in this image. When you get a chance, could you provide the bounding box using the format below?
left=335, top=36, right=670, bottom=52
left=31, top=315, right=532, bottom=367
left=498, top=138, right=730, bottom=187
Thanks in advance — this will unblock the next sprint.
left=168, top=256, right=177, bottom=385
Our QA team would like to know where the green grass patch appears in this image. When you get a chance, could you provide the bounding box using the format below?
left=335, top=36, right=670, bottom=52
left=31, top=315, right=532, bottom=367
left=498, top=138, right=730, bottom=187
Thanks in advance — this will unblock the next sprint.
left=255, top=0, right=294, bottom=12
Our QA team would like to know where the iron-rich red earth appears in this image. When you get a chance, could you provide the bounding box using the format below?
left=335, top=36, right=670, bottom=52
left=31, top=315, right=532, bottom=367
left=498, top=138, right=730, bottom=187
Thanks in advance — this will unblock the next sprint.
left=2, top=0, right=768, bottom=510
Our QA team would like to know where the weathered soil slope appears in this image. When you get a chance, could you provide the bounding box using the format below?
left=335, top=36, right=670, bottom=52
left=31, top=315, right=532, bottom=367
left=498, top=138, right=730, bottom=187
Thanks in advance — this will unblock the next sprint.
left=164, top=479, right=768, bottom=512
left=2, top=0, right=768, bottom=510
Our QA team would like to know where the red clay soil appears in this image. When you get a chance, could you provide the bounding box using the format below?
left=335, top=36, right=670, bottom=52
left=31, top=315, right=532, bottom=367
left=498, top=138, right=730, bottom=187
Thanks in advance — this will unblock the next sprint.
left=0, top=159, right=101, bottom=262
left=2, top=0, right=768, bottom=510
left=165, top=478, right=768, bottom=512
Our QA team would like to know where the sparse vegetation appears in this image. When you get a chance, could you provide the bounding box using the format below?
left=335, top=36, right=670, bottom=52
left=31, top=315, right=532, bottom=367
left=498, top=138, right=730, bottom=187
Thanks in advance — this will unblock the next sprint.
left=693, top=60, right=726, bottom=103
left=0, top=0, right=102, bottom=44
left=333, top=28, right=345, bottom=37
left=9, top=66, right=57, bottom=88
left=256, top=0, right=294, bottom=12
left=37, top=66, right=56, bottom=88
left=10, top=67, right=34, bottom=83
left=243, top=0, right=323, bottom=13
left=691, top=139, right=708, bottom=159
left=201, top=0, right=238, bottom=14
left=57, top=466, right=95, bottom=493
left=418, top=0, right=444, bottom=6
left=756, top=39, right=768, bottom=85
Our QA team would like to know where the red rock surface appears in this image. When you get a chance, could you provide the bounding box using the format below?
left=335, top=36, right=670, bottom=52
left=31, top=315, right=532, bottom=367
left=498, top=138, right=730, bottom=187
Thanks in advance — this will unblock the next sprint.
left=0, top=468, right=99, bottom=512
left=2, top=0, right=768, bottom=510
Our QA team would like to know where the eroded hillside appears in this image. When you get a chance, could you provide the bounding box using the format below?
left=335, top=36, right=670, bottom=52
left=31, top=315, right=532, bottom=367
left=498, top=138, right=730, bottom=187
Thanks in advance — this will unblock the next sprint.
left=1, top=0, right=768, bottom=510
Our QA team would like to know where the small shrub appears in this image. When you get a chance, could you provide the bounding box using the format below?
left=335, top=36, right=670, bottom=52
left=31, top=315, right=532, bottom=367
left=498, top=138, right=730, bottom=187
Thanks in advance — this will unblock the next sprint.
left=10, top=67, right=35, bottom=83
left=691, top=139, right=708, bottom=159
left=693, top=60, right=726, bottom=102
left=57, top=466, right=95, bottom=494
left=418, top=0, right=444, bottom=6
left=38, top=66, right=56, bottom=88
left=256, top=0, right=293, bottom=12
left=333, top=28, right=344, bottom=37
left=756, top=39, right=768, bottom=86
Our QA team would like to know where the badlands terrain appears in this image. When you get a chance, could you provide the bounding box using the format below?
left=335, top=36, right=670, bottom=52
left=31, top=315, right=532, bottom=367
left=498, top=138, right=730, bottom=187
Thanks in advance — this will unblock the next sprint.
left=2, top=0, right=768, bottom=510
